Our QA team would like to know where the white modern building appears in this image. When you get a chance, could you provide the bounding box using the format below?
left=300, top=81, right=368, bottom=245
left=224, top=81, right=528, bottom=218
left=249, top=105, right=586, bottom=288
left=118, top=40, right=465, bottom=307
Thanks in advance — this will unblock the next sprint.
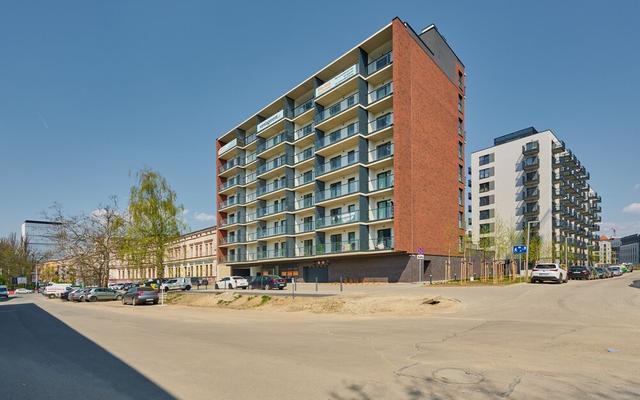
left=469, top=127, right=601, bottom=266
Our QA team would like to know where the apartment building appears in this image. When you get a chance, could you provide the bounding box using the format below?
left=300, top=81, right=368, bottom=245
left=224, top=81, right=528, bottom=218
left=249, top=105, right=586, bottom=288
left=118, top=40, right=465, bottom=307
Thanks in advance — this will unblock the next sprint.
left=598, top=236, right=615, bottom=265
left=110, top=226, right=219, bottom=283
left=470, top=127, right=601, bottom=266
left=618, top=234, right=640, bottom=265
left=215, top=17, right=466, bottom=282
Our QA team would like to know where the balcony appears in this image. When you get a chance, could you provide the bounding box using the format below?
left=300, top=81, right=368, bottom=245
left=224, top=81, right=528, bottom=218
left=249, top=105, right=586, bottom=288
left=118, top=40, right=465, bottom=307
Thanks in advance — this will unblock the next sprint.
left=293, top=99, right=314, bottom=118
left=219, top=157, right=245, bottom=175
left=244, top=171, right=257, bottom=185
left=294, top=123, right=315, bottom=141
left=522, top=157, right=539, bottom=171
left=294, top=147, right=315, bottom=164
left=244, top=152, right=257, bottom=166
left=294, top=196, right=315, bottom=210
left=295, top=221, right=315, bottom=234
left=316, top=151, right=360, bottom=177
left=219, top=196, right=244, bottom=209
left=552, top=140, right=565, bottom=153
left=368, top=113, right=393, bottom=135
left=316, top=209, right=360, bottom=229
left=256, top=224, right=291, bottom=239
left=368, top=81, right=393, bottom=106
left=219, top=235, right=244, bottom=245
left=523, top=173, right=539, bottom=186
left=523, top=204, right=540, bottom=216
left=370, top=206, right=394, bottom=221
left=219, top=215, right=245, bottom=227
left=523, top=189, right=540, bottom=201
left=257, top=131, right=289, bottom=155
left=294, top=171, right=315, bottom=187
left=370, top=174, right=394, bottom=191
left=522, top=141, right=539, bottom=156
left=369, top=143, right=394, bottom=164
left=315, top=93, right=359, bottom=124
left=369, top=236, right=394, bottom=251
left=256, top=248, right=288, bottom=260
left=257, top=201, right=292, bottom=218
left=221, top=253, right=245, bottom=263
left=256, top=178, right=292, bottom=198
left=316, top=239, right=360, bottom=255
left=316, top=122, right=359, bottom=150
left=220, top=175, right=245, bottom=192
left=257, top=154, right=293, bottom=177
left=367, top=51, right=393, bottom=75
left=316, top=180, right=359, bottom=203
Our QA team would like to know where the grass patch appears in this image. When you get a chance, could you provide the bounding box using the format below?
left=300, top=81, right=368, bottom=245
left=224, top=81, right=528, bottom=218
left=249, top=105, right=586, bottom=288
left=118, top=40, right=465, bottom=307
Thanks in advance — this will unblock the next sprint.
left=258, top=295, right=271, bottom=306
left=429, top=277, right=528, bottom=286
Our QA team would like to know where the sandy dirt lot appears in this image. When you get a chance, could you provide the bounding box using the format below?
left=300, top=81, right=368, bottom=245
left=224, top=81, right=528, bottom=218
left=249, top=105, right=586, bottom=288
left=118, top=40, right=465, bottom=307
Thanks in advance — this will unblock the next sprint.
left=4, top=273, right=640, bottom=400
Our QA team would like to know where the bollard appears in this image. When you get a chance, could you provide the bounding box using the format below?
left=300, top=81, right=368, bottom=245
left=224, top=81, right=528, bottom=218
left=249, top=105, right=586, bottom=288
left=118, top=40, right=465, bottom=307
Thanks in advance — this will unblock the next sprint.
left=315, top=277, right=318, bottom=292
left=340, top=275, right=343, bottom=292
left=292, top=280, right=295, bottom=300
left=429, top=274, right=433, bottom=285
left=454, top=273, right=457, bottom=283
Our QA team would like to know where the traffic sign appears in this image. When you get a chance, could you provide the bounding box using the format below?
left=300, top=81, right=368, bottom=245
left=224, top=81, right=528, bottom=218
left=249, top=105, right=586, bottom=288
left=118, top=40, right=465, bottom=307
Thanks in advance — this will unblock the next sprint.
left=417, top=247, right=424, bottom=255
left=417, top=254, right=425, bottom=260
left=513, top=245, right=527, bottom=254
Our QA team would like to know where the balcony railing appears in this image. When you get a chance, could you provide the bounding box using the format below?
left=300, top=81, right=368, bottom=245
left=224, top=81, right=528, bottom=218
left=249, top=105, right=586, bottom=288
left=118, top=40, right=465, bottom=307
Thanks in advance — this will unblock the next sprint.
left=257, top=131, right=289, bottom=154
left=367, top=51, right=393, bottom=75
left=368, top=113, right=393, bottom=134
left=257, top=248, right=288, bottom=260
left=369, top=236, right=394, bottom=251
left=317, top=122, right=359, bottom=149
left=523, top=189, right=540, bottom=201
left=257, top=154, right=293, bottom=175
left=370, top=206, right=394, bottom=221
left=522, top=157, right=539, bottom=170
left=219, top=196, right=244, bottom=208
left=522, top=141, right=539, bottom=155
left=317, top=151, right=359, bottom=176
left=370, top=174, right=394, bottom=191
left=294, top=123, right=314, bottom=140
left=256, top=224, right=290, bottom=239
left=316, top=180, right=359, bottom=202
left=317, top=239, right=360, bottom=255
left=315, top=93, right=359, bottom=123
left=523, top=204, right=540, bottom=215
left=293, top=99, right=314, bottom=117
left=220, top=235, right=243, bottom=245
left=368, top=81, right=393, bottom=103
left=220, top=175, right=245, bottom=191
left=219, top=215, right=244, bottom=226
left=368, top=143, right=394, bottom=163
left=245, top=171, right=257, bottom=185
left=294, top=147, right=315, bottom=164
left=295, top=171, right=315, bottom=187
left=316, top=210, right=360, bottom=229
left=219, top=157, right=244, bottom=173
left=295, top=220, right=315, bottom=233
left=295, top=196, right=315, bottom=210
left=257, top=178, right=292, bottom=196
left=257, top=201, right=292, bottom=218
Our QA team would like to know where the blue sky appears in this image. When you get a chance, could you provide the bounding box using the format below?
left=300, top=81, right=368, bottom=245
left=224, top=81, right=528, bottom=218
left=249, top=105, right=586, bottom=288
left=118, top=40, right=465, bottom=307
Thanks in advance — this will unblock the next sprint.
left=1, top=0, right=639, bottom=237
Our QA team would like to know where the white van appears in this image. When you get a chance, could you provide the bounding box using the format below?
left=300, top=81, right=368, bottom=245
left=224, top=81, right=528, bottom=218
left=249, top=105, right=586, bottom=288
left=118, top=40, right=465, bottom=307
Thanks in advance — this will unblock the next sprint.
left=160, top=277, right=192, bottom=292
left=43, top=283, right=72, bottom=299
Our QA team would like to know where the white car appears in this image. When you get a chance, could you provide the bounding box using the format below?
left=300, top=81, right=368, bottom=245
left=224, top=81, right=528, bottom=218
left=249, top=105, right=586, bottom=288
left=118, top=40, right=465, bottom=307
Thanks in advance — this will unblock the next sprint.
left=160, top=277, right=193, bottom=292
left=43, top=283, right=73, bottom=298
left=531, top=263, right=567, bottom=284
left=215, top=276, right=249, bottom=290
left=14, top=288, right=33, bottom=294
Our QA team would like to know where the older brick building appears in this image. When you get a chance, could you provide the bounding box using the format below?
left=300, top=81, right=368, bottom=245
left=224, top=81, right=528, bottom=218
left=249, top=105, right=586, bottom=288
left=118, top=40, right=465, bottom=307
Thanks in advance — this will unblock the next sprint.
left=215, top=17, right=465, bottom=282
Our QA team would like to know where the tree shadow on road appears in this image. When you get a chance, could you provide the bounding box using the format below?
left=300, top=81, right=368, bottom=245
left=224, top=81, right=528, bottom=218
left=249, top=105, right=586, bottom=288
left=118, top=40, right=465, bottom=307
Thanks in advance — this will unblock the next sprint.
left=0, top=303, right=175, bottom=400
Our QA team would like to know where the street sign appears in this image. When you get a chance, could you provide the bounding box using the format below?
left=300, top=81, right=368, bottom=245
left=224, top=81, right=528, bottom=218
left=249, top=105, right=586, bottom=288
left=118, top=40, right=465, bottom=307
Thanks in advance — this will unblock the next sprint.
left=513, top=245, right=527, bottom=254
left=417, top=254, right=425, bottom=260
left=417, top=247, right=424, bottom=255
left=17, top=276, right=27, bottom=284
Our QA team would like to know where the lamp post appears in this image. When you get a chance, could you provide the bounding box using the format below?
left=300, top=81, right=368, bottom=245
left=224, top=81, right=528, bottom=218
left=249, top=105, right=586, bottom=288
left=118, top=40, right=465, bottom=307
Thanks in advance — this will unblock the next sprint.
left=565, top=236, right=569, bottom=268
left=525, top=220, right=539, bottom=281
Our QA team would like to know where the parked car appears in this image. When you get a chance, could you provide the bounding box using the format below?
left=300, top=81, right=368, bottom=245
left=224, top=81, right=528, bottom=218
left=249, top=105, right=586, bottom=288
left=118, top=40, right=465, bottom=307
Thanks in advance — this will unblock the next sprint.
left=160, top=277, right=193, bottom=292
left=609, top=266, right=624, bottom=276
left=215, top=276, right=249, bottom=290
left=248, top=275, right=287, bottom=290
left=70, top=288, right=93, bottom=302
left=623, top=263, right=634, bottom=272
left=43, top=283, right=73, bottom=299
left=620, top=265, right=629, bottom=274
left=568, top=266, right=592, bottom=280
left=531, top=263, right=567, bottom=284
left=14, top=288, right=34, bottom=294
left=61, top=287, right=80, bottom=301
left=0, top=285, right=8, bottom=299
left=122, top=286, right=159, bottom=306
left=84, top=287, right=123, bottom=302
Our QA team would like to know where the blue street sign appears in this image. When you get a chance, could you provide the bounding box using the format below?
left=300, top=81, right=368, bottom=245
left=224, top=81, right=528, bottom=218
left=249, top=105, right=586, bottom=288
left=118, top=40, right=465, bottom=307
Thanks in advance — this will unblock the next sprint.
left=513, top=245, right=527, bottom=254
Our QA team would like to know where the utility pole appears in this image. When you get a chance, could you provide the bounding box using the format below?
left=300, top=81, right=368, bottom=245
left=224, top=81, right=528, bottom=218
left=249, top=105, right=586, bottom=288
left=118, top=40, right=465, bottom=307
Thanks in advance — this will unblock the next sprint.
left=525, top=220, right=539, bottom=281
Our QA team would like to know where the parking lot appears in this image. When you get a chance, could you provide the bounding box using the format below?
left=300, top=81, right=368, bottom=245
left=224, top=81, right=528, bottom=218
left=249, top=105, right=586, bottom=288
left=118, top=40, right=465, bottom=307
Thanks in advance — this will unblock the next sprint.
left=2, top=273, right=640, bottom=400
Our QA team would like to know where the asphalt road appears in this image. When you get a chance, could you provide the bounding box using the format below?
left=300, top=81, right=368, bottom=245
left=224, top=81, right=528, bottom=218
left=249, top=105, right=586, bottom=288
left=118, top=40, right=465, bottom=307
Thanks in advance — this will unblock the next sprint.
left=2, top=274, right=640, bottom=400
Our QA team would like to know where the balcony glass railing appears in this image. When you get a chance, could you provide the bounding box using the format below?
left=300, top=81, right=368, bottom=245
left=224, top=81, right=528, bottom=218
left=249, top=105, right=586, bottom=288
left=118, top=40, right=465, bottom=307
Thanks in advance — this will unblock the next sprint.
left=370, top=206, right=394, bottom=221
left=295, top=196, right=315, bottom=210
left=257, top=225, right=289, bottom=239
left=317, top=122, right=359, bottom=149
left=317, top=151, right=359, bottom=175
left=368, top=113, right=393, bottom=134
left=220, top=235, right=243, bottom=245
left=315, top=93, right=359, bottom=123
left=370, top=174, right=394, bottom=191
left=369, top=236, right=394, bottom=251
left=257, top=154, right=293, bottom=175
left=257, top=202, right=291, bottom=218
left=257, top=248, right=288, bottom=260
left=219, top=157, right=244, bottom=173
left=316, top=180, right=359, bottom=202
left=295, top=221, right=315, bottom=233
left=295, top=171, right=315, bottom=187
left=368, top=143, right=394, bottom=162
left=368, top=81, right=393, bottom=103
left=245, top=191, right=257, bottom=203
left=219, top=196, right=244, bottom=208
left=257, top=131, right=289, bottom=154
left=316, top=210, right=360, bottom=228
left=220, top=175, right=245, bottom=191
left=257, top=178, right=292, bottom=196
left=244, top=131, right=257, bottom=146
left=294, top=123, right=314, bottom=140
left=317, top=239, right=360, bottom=255
left=219, top=215, right=244, bottom=226
left=245, top=171, right=257, bottom=184
left=296, top=245, right=316, bottom=257
left=245, top=152, right=257, bottom=165
left=294, top=147, right=315, bottom=164
left=523, top=189, right=540, bottom=200
left=367, top=51, right=393, bottom=75
left=293, top=99, right=314, bottom=117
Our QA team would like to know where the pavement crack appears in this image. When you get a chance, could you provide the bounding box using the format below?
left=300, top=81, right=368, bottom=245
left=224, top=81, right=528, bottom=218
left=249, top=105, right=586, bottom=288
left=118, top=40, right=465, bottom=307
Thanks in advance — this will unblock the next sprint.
left=414, top=320, right=488, bottom=350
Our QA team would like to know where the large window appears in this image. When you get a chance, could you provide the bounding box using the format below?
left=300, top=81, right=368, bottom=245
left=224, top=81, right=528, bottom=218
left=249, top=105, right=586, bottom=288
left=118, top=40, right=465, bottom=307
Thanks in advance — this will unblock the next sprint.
left=458, top=212, right=464, bottom=228
left=479, top=209, right=492, bottom=220
left=479, top=182, right=492, bottom=193
left=479, top=223, right=494, bottom=234
left=479, top=195, right=492, bottom=206
left=479, top=154, right=492, bottom=166
left=479, top=168, right=494, bottom=179
left=458, top=189, right=464, bottom=206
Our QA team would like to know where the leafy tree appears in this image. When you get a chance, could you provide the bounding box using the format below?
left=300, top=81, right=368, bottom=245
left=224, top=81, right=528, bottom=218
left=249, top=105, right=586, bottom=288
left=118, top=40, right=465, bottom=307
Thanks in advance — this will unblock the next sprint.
left=122, top=168, right=184, bottom=280
left=0, top=233, right=35, bottom=286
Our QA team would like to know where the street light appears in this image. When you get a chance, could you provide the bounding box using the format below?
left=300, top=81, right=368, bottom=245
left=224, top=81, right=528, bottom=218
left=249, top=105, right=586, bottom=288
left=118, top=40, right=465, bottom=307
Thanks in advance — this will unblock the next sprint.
left=525, top=219, right=539, bottom=281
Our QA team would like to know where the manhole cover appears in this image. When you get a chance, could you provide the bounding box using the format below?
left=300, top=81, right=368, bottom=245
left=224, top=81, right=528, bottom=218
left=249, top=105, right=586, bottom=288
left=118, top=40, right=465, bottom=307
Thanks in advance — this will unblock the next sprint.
left=433, top=368, right=484, bottom=384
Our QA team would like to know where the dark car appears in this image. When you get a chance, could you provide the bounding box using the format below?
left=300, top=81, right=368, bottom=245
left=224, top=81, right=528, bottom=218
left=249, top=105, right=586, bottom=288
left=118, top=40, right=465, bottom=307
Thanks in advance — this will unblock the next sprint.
left=568, top=266, right=592, bottom=280
left=0, top=285, right=8, bottom=299
left=248, top=275, right=287, bottom=290
left=594, top=267, right=607, bottom=279
left=122, top=286, right=159, bottom=306
left=60, top=287, right=81, bottom=301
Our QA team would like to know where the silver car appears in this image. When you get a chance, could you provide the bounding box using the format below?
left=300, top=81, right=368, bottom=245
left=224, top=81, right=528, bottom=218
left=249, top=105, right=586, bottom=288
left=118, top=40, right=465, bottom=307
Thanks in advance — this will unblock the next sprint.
left=84, top=287, right=123, bottom=302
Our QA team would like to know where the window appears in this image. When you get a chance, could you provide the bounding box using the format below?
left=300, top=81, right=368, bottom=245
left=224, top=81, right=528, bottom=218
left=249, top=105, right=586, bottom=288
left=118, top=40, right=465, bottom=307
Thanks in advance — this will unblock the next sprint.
left=479, top=168, right=493, bottom=179
left=347, top=150, right=356, bottom=164
left=330, top=234, right=342, bottom=252
left=479, top=209, right=492, bottom=220
left=458, top=71, right=464, bottom=88
left=330, top=156, right=341, bottom=170
left=302, top=170, right=313, bottom=184
left=479, top=223, right=493, bottom=234
left=458, top=165, right=464, bottom=182
left=458, top=189, right=464, bottom=206
left=329, top=182, right=341, bottom=198
left=376, top=142, right=392, bottom=159
left=479, top=154, right=492, bottom=166
left=377, top=200, right=393, bottom=219
left=458, top=236, right=464, bottom=253
left=303, top=239, right=314, bottom=256
left=303, top=216, right=313, bottom=232
left=479, top=182, right=493, bottom=193
left=347, top=232, right=357, bottom=250
left=377, top=171, right=391, bottom=190
left=303, top=193, right=313, bottom=208
left=458, top=141, right=464, bottom=159
left=479, top=196, right=491, bottom=206
left=458, top=94, right=463, bottom=112
left=347, top=177, right=357, bottom=193
left=458, top=118, right=464, bottom=136
left=377, top=228, right=392, bottom=249
left=458, top=212, right=464, bottom=228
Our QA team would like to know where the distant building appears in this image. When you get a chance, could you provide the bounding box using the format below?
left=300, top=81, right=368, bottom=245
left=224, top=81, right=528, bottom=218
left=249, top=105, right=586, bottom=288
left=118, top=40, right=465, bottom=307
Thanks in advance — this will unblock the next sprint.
left=21, top=220, right=62, bottom=260
left=618, top=234, right=640, bottom=265
left=598, top=236, right=615, bottom=265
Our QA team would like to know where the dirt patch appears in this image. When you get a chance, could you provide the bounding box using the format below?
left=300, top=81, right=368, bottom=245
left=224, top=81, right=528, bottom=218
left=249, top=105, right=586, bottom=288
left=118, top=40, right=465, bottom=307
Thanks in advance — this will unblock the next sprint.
left=166, top=292, right=461, bottom=316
